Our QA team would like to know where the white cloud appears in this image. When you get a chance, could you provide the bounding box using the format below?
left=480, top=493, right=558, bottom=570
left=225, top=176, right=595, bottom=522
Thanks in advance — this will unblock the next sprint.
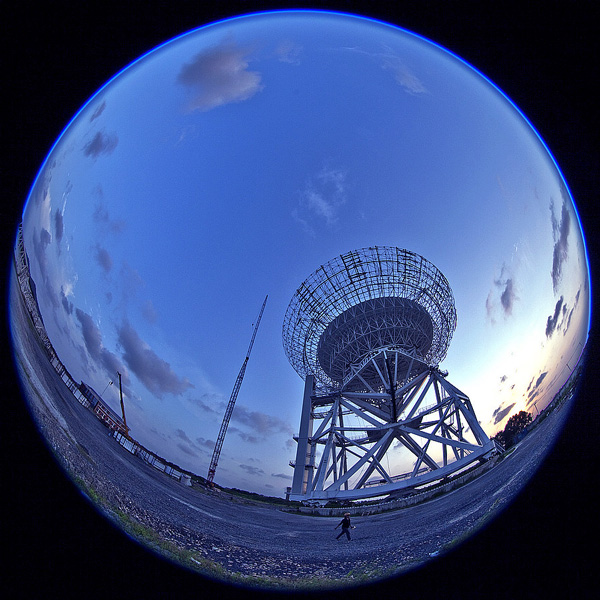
left=550, top=195, right=571, bottom=294
left=94, top=245, right=113, bottom=274
left=294, top=166, right=348, bottom=233
left=382, top=56, right=428, bottom=94
left=92, top=197, right=126, bottom=235
left=83, top=129, right=118, bottom=159
left=486, top=263, right=518, bottom=321
left=75, top=308, right=128, bottom=386
left=304, top=190, right=337, bottom=224
left=231, top=404, right=291, bottom=436
left=177, top=40, right=263, bottom=112
left=239, top=464, right=265, bottom=477
left=275, top=39, right=303, bottom=64
left=342, top=45, right=428, bottom=95
left=117, top=320, right=194, bottom=398
left=141, top=299, right=158, bottom=324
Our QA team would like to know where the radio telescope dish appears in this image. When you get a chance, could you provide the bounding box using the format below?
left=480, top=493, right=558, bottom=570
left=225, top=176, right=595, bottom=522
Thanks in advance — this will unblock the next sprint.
left=283, top=247, right=457, bottom=390
left=284, top=247, right=496, bottom=502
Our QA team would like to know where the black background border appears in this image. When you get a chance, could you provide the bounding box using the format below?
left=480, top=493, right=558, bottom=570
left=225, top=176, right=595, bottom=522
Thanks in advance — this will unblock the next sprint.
left=3, top=2, right=598, bottom=598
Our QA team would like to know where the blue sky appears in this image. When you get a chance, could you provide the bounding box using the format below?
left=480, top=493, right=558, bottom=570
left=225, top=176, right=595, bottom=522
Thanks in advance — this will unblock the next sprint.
left=19, top=11, right=590, bottom=496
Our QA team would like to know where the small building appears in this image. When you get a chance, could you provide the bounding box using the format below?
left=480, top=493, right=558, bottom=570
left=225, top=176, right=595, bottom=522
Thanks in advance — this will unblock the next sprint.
left=79, top=382, right=130, bottom=437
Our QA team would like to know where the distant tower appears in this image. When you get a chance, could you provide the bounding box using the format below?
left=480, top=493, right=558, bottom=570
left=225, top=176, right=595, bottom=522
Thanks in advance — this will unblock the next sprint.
left=283, top=247, right=496, bottom=502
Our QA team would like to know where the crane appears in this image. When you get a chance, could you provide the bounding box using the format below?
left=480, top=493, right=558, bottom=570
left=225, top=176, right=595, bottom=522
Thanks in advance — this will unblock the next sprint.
left=116, top=371, right=130, bottom=438
left=207, top=295, right=268, bottom=485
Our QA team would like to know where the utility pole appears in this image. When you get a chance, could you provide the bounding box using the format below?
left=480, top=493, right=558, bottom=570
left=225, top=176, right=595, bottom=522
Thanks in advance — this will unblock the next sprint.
left=207, top=295, right=267, bottom=486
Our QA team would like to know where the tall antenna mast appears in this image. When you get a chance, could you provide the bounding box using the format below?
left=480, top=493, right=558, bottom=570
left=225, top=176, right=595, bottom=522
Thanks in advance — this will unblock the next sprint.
left=207, top=295, right=268, bottom=485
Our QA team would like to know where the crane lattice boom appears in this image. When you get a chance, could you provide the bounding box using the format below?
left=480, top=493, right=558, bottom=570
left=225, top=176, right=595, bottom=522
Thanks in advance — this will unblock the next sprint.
left=207, top=295, right=268, bottom=484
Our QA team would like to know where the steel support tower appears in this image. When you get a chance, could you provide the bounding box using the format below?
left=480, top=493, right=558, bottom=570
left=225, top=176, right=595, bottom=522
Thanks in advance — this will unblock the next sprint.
left=207, top=295, right=267, bottom=485
left=283, top=247, right=495, bottom=503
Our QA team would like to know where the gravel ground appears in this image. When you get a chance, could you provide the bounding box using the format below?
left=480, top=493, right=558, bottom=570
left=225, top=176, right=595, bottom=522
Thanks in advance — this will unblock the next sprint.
left=8, top=273, right=575, bottom=591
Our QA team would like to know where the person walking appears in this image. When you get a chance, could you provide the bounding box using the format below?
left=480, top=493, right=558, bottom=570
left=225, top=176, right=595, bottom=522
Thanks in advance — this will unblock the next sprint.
left=335, top=512, right=355, bottom=540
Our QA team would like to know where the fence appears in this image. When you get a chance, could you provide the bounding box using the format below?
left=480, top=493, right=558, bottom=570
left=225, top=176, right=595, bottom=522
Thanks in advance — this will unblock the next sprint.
left=112, top=431, right=184, bottom=482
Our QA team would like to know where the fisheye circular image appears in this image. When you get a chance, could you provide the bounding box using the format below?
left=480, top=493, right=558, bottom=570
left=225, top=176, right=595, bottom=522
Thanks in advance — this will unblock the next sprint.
left=7, top=7, right=591, bottom=595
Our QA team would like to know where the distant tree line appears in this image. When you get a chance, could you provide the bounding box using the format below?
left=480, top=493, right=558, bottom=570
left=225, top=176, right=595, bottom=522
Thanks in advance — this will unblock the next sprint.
left=492, top=410, right=533, bottom=449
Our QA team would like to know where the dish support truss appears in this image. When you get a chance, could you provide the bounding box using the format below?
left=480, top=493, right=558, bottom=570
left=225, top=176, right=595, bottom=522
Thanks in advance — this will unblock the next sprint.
left=290, top=348, right=496, bottom=502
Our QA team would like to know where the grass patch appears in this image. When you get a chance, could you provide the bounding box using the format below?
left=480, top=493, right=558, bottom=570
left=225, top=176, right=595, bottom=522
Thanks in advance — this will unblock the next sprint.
left=73, top=476, right=103, bottom=506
